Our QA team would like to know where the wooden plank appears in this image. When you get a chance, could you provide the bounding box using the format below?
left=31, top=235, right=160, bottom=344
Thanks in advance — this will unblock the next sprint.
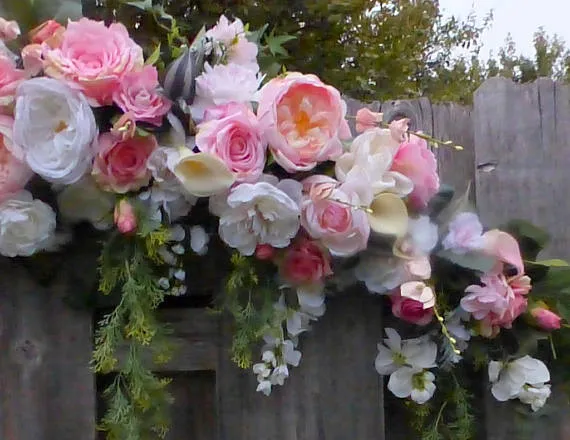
left=112, top=308, right=219, bottom=372
left=474, top=77, right=570, bottom=439
left=0, top=254, right=96, bottom=440
left=216, top=291, right=385, bottom=440
left=167, top=372, right=217, bottom=440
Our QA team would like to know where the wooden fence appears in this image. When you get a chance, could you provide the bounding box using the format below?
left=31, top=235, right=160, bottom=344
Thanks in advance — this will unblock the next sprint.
left=1, top=77, right=570, bottom=439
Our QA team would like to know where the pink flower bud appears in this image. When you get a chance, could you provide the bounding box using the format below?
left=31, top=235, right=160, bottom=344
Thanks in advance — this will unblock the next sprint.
left=255, top=244, right=275, bottom=261
left=531, top=307, right=562, bottom=331
left=355, top=108, right=382, bottom=133
left=114, top=199, right=137, bottom=234
left=0, top=18, right=20, bottom=42
left=29, top=20, right=64, bottom=47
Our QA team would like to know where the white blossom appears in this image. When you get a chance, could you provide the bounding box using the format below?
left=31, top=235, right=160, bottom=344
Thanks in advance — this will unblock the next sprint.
left=442, top=212, right=485, bottom=254
left=0, top=190, right=57, bottom=257
left=211, top=179, right=301, bottom=256
left=407, top=216, right=439, bottom=254
left=388, top=367, right=436, bottom=404
left=489, top=356, right=551, bottom=403
left=256, top=380, right=272, bottom=396
left=375, top=328, right=437, bottom=375
left=13, top=78, right=97, bottom=184
left=517, top=384, right=551, bottom=412
left=190, top=225, right=209, bottom=255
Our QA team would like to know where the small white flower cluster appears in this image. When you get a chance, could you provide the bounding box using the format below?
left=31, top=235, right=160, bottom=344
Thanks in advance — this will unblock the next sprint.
left=253, top=338, right=301, bottom=396
left=157, top=225, right=210, bottom=296
left=375, top=328, right=438, bottom=404
left=489, top=355, right=552, bottom=412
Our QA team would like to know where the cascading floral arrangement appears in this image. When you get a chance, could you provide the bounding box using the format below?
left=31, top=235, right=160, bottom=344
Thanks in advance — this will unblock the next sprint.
left=1, top=8, right=569, bottom=440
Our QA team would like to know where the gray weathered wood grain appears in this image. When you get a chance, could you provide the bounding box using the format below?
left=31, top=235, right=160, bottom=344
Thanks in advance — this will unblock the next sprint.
left=216, top=292, right=385, bottom=440
left=0, top=256, right=96, bottom=440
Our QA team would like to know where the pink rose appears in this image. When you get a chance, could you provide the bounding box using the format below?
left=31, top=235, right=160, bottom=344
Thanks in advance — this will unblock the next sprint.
left=0, top=18, right=20, bottom=42
left=461, top=273, right=531, bottom=330
left=390, top=135, right=439, bottom=209
left=442, top=212, right=485, bottom=254
left=114, top=199, right=137, bottom=234
left=29, top=20, right=64, bottom=46
left=92, top=133, right=157, bottom=193
left=196, top=102, right=266, bottom=183
left=112, top=65, right=171, bottom=126
left=391, top=291, right=434, bottom=326
left=301, top=175, right=370, bottom=257
left=281, top=237, right=332, bottom=285
left=355, top=108, right=382, bottom=133
left=0, top=116, right=32, bottom=201
left=43, top=18, right=144, bottom=106
left=0, top=55, right=26, bottom=111
left=257, top=72, right=351, bottom=172
left=531, top=307, right=562, bottom=331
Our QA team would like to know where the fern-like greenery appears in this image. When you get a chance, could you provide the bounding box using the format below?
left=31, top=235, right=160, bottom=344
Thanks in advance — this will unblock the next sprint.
left=92, top=228, right=174, bottom=439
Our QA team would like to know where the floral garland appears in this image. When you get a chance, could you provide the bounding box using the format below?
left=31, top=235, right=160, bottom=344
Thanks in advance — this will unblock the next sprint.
left=0, top=10, right=569, bottom=440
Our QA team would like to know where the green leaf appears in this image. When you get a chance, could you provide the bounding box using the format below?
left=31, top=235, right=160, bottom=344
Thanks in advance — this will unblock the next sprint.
left=436, top=181, right=473, bottom=231
left=125, top=0, right=152, bottom=10
left=145, top=43, right=161, bottom=66
left=265, top=32, right=296, bottom=57
left=527, top=259, right=570, bottom=267
left=437, top=249, right=497, bottom=273
left=248, top=23, right=269, bottom=45
left=152, top=4, right=174, bottom=22
left=502, top=219, right=550, bottom=261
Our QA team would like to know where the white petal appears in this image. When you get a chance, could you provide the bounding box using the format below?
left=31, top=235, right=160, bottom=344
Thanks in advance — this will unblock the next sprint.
left=513, top=355, right=550, bottom=385
left=488, top=361, right=503, bottom=383
left=402, top=339, right=437, bottom=369
left=384, top=327, right=402, bottom=352
left=190, top=225, right=209, bottom=255
left=387, top=367, right=415, bottom=398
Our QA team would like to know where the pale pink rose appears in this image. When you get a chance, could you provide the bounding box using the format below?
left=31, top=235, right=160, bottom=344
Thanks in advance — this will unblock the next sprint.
left=405, top=257, right=432, bottom=280
left=0, top=55, right=26, bottom=111
left=355, top=108, right=382, bottom=133
left=257, top=72, right=351, bottom=172
left=114, top=199, right=137, bottom=234
left=531, top=307, right=562, bottom=331
left=461, top=273, right=531, bottom=330
left=281, top=237, right=332, bottom=285
left=43, top=18, right=144, bottom=106
left=391, top=291, right=434, bottom=326
left=442, top=212, right=485, bottom=254
left=21, top=44, right=43, bottom=77
left=255, top=244, right=276, bottom=261
left=206, top=15, right=259, bottom=71
left=0, top=116, right=33, bottom=201
left=29, top=20, right=64, bottom=46
left=113, top=65, right=171, bottom=126
left=389, top=118, right=410, bottom=143
left=301, top=175, right=370, bottom=257
left=0, top=18, right=20, bottom=42
left=196, top=102, right=266, bottom=183
left=92, top=133, right=157, bottom=193
left=390, top=135, right=440, bottom=209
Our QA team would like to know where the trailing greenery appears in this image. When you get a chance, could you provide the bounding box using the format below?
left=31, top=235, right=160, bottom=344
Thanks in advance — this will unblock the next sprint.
left=92, top=229, right=174, bottom=440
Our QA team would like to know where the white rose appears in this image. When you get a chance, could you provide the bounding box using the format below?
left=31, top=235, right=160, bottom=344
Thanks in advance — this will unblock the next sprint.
left=190, top=62, right=263, bottom=121
left=210, top=179, right=301, bottom=256
left=13, top=77, right=97, bottom=184
left=0, top=190, right=57, bottom=257
left=56, top=176, right=115, bottom=230
left=335, top=128, right=413, bottom=197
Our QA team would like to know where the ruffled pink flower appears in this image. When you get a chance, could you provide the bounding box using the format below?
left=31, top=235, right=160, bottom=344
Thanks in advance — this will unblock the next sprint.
left=301, top=175, right=370, bottom=257
left=391, top=291, right=434, bottom=326
left=21, top=44, right=43, bottom=77
left=257, top=72, right=351, bottom=172
left=281, top=236, right=332, bottom=285
left=29, top=19, right=64, bottom=46
left=355, top=108, right=382, bottom=133
left=0, top=18, right=20, bottom=42
left=390, top=135, right=439, bottom=209
left=531, top=307, right=562, bottom=331
left=112, top=65, right=171, bottom=126
left=43, top=18, right=144, bottom=106
left=92, top=133, right=157, bottom=193
left=196, top=102, right=266, bottom=183
left=442, top=212, right=485, bottom=254
left=0, top=116, right=32, bottom=202
left=0, top=55, right=26, bottom=112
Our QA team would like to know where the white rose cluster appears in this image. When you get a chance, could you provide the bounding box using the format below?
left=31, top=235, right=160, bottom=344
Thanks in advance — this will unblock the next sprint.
left=0, top=190, right=57, bottom=257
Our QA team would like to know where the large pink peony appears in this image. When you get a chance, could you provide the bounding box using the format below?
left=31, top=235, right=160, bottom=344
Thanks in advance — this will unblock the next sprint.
left=0, top=116, right=32, bottom=202
left=196, top=102, right=266, bottom=183
left=0, top=55, right=26, bottom=112
left=390, top=135, right=439, bottom=209
left=257, top=73, right=351, bottom=172
left=43, top=18, right=144, bottom=106
left=112, top=65, right=171, bottom=126
left=92, top=133, right=157, bottom=193
left=301, top=175, right=370, bottom=257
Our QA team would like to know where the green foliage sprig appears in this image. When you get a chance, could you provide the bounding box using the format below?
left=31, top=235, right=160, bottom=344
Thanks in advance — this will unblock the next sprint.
left=92, top=228, right=174, bottom=440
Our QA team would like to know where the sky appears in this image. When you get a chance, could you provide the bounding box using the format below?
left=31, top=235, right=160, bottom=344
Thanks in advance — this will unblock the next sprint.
left=439, top=0, right=570, bottom=58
